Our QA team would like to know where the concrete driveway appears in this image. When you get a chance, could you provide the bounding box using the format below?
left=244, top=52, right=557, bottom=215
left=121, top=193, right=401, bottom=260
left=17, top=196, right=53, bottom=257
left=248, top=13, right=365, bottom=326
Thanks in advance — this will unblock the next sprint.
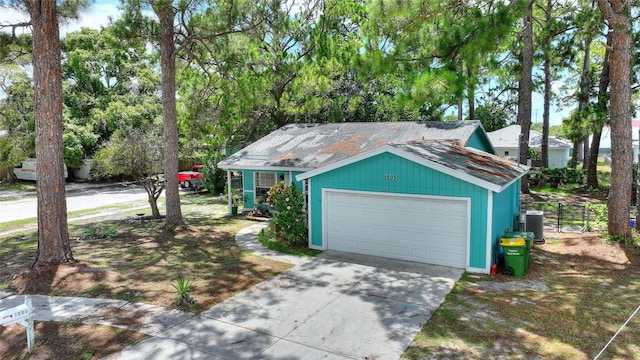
left=110, top=251, right=463, bottom=359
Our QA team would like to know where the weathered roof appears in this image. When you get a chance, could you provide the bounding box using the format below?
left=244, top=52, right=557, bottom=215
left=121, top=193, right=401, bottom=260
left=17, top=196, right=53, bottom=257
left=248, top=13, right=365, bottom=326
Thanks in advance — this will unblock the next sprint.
left=296, top=140, right=528, bottom=192
left=487, top=125, right=572, bottom=149
left=390, top=141, right=529, bottom=191
left=219, top=121, right=485, bottom=170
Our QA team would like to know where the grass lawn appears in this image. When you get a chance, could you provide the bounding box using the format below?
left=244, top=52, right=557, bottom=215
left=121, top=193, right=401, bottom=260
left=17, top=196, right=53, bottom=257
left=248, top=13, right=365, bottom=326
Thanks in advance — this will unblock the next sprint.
left=405, top=187, right=640, bottom=359
left=0, top=192, right=292, bottom=359
left=258, top=227, right=322, bottom=257
left=403, top=231, right=640, bottom=360
left=1, top=322, right=147, bottom=360
left=0, top=182, right=36, bottom=193
left=1, top=193, right=292, bottom=310
left=3, top=187, right=640, bottom=359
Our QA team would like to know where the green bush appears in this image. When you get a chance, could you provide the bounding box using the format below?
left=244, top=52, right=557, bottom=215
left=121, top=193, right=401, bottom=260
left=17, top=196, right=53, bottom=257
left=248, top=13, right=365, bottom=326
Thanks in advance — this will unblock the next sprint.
left=201, top=153, right=226, bottom=195
left=267, top=182, right=308, bottom=246
left=529, top=167, right=586, bottom=188
left=585, top=203, right=607, bottom=231
left=80, top=223, right=118, bottom=241
left=173, top=277, right=196, bottom=306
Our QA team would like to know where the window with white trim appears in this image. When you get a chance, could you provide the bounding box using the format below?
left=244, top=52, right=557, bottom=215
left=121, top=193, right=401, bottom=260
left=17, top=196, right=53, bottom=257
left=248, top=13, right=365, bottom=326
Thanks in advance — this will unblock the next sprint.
left=255, top=172, right=277, bottom=200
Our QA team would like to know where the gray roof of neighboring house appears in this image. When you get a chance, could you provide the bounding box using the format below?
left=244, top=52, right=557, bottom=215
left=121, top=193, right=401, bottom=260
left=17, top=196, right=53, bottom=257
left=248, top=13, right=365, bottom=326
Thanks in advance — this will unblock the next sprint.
left=0, top=129, right=8, bottom=138
left=487, top=125, right=572, bottom=149
left=219, top=121, right=487, bottom=170
left=389, top=140, right=528, bottom=189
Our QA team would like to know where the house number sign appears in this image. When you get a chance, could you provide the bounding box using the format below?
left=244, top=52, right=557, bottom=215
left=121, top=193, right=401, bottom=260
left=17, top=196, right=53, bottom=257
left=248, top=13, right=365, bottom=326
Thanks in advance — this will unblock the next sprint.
left=383, top=174, right=397, bottom=181
left=0, top=296, right=35, bottom=352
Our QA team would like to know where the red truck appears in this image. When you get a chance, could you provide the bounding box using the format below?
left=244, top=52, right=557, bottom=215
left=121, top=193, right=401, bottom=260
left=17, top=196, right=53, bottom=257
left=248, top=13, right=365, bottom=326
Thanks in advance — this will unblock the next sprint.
left=178, top=165, right=204, bottom=190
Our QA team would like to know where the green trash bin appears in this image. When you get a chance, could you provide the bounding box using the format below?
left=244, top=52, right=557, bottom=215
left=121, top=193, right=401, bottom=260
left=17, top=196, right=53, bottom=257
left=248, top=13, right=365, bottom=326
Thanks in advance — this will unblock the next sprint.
left=504, top=231, right=534, bottom=270
left=500, top=237, right=526, bottom=277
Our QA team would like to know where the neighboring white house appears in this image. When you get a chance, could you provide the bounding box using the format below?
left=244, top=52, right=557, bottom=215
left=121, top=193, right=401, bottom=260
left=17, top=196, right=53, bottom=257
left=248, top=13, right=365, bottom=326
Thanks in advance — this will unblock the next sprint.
left=487, top=125, right=572, bottom=168
left=591, top=120, right=640, bottom=163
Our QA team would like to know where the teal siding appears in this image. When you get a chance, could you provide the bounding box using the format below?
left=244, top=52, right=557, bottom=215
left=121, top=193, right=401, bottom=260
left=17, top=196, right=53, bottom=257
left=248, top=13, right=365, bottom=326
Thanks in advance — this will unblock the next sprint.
left=288, top=171, right=305, bottom=191
left=491, top=179, right=521, bottom=265
left=309, top=152, right=491, bottom=269
left=242, top=170, right=255, bottom=208
left=467, top=129, right=495, bottom=154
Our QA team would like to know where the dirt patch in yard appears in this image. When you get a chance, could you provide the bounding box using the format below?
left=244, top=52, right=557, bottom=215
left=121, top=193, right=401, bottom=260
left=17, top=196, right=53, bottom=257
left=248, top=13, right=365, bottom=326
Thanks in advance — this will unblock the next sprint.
left=0, top=321, right=147, bottom=360
left=536, top=231, right=630, bottom=265
left=3, top=218, right=290, bottom=309
left=0, top=194, right=291, bottom=359
left=1, top=218, right=289, bottom=359
left=404, top=229, right=640, bottom=360
left=407, top=183, right=638, bottom=359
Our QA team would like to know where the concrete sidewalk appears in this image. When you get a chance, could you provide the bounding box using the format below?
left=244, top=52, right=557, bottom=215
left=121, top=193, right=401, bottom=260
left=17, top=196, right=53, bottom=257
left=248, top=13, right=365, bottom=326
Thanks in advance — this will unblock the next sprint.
left=0, top=292, right=194, bottom=337
left=234, top=223, right=307, bottom=265
left=107, top=224, right=462, bottom=359
left=105, top=253, right=461, bottom=359
left=1, top=222, right=463, bottom=360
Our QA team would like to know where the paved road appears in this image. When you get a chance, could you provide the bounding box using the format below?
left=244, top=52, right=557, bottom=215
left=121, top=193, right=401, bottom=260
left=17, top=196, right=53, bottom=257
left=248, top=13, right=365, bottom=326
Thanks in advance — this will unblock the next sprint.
left=0, top=183, right=151, bottom=223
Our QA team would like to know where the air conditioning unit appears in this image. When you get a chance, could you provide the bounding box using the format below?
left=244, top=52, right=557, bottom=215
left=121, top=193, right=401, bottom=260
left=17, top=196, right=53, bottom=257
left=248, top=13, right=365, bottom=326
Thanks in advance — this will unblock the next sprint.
left=526, top=210, right=544, bottom=243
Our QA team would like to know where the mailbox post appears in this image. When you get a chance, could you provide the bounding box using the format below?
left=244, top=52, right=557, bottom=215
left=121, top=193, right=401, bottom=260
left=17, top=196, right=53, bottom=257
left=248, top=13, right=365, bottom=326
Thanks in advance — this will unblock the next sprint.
left=0, top=296, right=35, bottom=352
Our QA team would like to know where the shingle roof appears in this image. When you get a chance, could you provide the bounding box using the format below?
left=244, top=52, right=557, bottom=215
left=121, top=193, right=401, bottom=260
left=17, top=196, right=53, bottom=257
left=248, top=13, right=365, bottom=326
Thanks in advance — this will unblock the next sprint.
left=389, top=140, right=528, bottom=190
left=487, top=125, right=571, bottom=149
left=219, top=121, right=485, bottom=170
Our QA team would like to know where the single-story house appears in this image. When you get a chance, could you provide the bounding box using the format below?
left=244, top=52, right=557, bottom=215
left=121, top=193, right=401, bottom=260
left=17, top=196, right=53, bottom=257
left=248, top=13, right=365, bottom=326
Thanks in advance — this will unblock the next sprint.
left=487, top=125, right=572, bottom=168
left=218, top=121, right=529, bottom=274
left=591, top=120, right=640, bottom=163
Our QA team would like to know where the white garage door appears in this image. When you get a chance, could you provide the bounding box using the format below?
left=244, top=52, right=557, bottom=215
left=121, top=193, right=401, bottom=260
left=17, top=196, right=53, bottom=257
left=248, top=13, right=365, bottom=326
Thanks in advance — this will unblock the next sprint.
left=325, top=191, right=468, bottom=268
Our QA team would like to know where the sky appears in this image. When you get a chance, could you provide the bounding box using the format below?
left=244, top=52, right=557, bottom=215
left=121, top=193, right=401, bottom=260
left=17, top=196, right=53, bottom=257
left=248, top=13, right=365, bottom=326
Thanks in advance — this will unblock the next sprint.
left=0, top=0, right=572, bottom=127
left=532, top=84, right=571, bottom=127
left=68, top=0, right=124, bottom=34
left=451, top=79, right=570, bottom=127
left=0, top=0, right=122, bottom=36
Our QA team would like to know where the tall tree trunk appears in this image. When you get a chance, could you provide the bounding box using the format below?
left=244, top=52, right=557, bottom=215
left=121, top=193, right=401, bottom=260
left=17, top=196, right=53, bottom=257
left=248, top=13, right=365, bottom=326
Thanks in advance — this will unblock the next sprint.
left=542, top=64, right=550, bottom=167
left=542, top=50, right=550, bottom=168
left=26, top=0, right=73, bottom=267
left=637, top=127, right=640, bottom=232
left=541, top=0, right=552, bottom=168
left=579, top=36, right=592, bottom=169
left=587, top=128, right=603, bottom=184
left=571, top=142, right=580, bottom=168
left=587, top=32, right=611, bottom=187
left=155, top=0, right=183, bottom=229
left=458, top=62, right=464, bottom=121
left=582, top=136, right=590, bottom=168
left=518, top=0, right=534, bottom=194
left=597, top=0, right=632, bottom=239
left=467, top=64, right=475, bottom=120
